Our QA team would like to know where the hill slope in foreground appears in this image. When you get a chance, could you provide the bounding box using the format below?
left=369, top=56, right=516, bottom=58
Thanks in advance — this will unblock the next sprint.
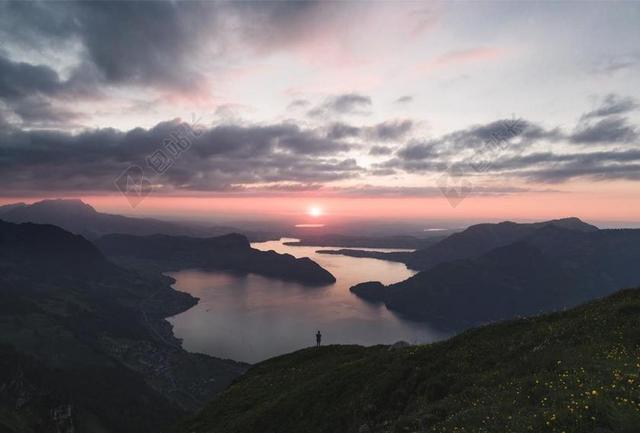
left=181, top=288, right=640, bottom=433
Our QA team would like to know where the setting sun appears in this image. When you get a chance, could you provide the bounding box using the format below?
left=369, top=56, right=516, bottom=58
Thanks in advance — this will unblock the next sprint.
left=308, top=205, right=323, bottom=218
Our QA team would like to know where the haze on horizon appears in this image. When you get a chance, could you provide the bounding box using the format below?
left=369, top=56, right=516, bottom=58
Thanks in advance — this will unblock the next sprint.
left=1, top=1, right=639, bottom=225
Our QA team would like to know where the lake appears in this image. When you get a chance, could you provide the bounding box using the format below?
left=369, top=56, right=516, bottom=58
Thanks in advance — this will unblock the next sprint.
left=167, top=238, right=448, bottom=363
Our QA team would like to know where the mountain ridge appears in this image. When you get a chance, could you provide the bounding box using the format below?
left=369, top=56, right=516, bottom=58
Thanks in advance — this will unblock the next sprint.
left=95, top=232, right=337, bottom=285
left=0, top=199, right=262, bottom=240
left=314, top=217, right=599, bottom=268
left=405, top=216, right=598, bottom=270
left=351, top=224, right=640, bottom=328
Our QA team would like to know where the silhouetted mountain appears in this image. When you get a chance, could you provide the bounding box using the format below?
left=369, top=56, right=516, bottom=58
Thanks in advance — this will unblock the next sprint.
left=351, top=225, right=640, bottom=328
left=316, top=248, right=413, bottom=264
left=178, top=287, right=640, bottom=433
left=0, top=220, right=247, bottom=433
left=0, top=219, right=109, bottom=278
left=314, top=218, right=598, bottom=266
left=349, top=281, right=387, bottom=302
left=405, top=217, right=598, bottom=270
left=0, top=202, right=26, bottom=213
left=0, top=199, right=259, bottom=240
left=96, top=233, right=336, bottom=285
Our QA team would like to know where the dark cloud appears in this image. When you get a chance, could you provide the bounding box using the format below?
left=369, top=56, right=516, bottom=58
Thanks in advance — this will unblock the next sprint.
left=394, top=95, right=413, bottom=104
left=308, top=93, right=372, bottom=117
left=369, top=145, right=393, bottom=156
left=231, top=1, right=328, bottom=53
left=570, top=117, right=638, bottom=145
left=0, top=55, right=63, bottom=99
left=396, top=140, right=438, bottom=160
left=379, top=114, right=640, bottom=184
left=449, top=119, right=560, bottom=149
left=398, top=118, right=561, bottom=158
left=0, top=2, right=362, bottom=125
left=384, top=146, right=640, bottom=184
left=0, top=110, right=9, bottom=129
left=581, top=94, right=638, bottom=120
left=0, top=119, right=362, bottom=194
left=193, top=123, right=352, bottom=157
left=368, top=168, right=397, bottom=176
left=0, top=1, right=338, bottom=96
left=377, top=157, right=448, bottom=174
left=330, top=184, right=531, bottom=198
left=390, top=118, right=555, bottom=164
left=525, top=163, right=640, bottom=183
left=10, top=96, right=81, bottom=124
left=213, top=104, right=245, bottom=119
left=0, top=2, right=213, bottom=90
left=329, top=93, right=372, bottom=113
left=463, top=149, right=640, bottom=183
left=0, top=1, right=78, bottom=48
left=73, top=1, right=216, bottom=89
left=592, top=53, right=640, bottom=74
left=325, top=119, right=412, bottom=141
left=366, top=119, right=413, bottom=141
left=327, top=122, right=361, bottom=140
left=0, top=54, right=85, bottom=123
left=287, top=99, right=311, bottom=110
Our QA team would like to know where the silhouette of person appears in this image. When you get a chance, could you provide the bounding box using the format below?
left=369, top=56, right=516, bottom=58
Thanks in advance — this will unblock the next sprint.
left=316, top=330, right=322, bottom=347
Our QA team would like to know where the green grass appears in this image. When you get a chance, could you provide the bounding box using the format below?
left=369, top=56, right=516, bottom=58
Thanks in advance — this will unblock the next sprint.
left=180, top=288, right=640, bottom=433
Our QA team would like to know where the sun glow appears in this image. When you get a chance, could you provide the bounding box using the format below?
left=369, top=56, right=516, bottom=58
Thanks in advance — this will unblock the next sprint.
left=308, top=205, right=323, bottom=218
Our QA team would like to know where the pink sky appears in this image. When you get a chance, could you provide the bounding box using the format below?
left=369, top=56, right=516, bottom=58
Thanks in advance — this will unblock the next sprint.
left=4, top=189, right=640, bottom=227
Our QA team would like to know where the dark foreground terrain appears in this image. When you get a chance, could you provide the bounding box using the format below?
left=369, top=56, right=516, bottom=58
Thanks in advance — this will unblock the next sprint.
left=0, top=220, right=247, bottom=433
left=180, top=287, right=640, bottom=433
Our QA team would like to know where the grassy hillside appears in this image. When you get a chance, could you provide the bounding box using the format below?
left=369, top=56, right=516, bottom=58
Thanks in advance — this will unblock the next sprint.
left=181, top=287, right=640, bottom=433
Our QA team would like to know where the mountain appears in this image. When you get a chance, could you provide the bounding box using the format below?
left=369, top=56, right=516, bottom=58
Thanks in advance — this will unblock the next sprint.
left=316, top=217, right=598, bottom=268
left=0, top=199, right=260, bottom=240
left=177, top=287, right=640, bottom=433
left=95, top=233, right=336, bottom=285
left=0, top=220, right=247, bottom=433
left=0, top=202, right=26, bottom=213
left=351, top=225, right=640, bottom=328
left=0, top=219, right=111, bottom=278
left=317, top=248, right=413, bottom=263
left=405, top=217, right=598, bottom=271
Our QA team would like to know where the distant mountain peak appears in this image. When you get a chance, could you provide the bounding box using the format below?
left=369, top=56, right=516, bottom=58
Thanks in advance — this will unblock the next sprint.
left=0, top=202, right=26, bottom=214
left=0, top=197, right=244, bottom=240
left=482, top=217, right=597, bottom=232
left=407, top=216, right=599, bottom=271
left=540, top=217, right=598, bottom=232
left=27, top=198, right=98, bottom=214
left=553, top=217, right=582, bottom=222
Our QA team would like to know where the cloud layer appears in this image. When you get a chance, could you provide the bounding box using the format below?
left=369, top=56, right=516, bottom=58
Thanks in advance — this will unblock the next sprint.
left=0, top=2, right=639, bottom=200
left=2, top=91, right=638, bottom=197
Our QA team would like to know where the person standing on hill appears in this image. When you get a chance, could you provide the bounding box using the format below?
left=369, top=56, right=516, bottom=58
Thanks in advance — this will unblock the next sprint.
left=316, top=330, right=322, bottom=347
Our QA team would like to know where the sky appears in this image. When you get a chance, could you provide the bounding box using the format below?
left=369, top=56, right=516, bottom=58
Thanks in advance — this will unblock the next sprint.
left=1, top=1, right=640, bottom=225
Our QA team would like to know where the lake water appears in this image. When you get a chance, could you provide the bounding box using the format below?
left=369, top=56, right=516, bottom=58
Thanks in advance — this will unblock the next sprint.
left=167, top=238, right=449, bottom=363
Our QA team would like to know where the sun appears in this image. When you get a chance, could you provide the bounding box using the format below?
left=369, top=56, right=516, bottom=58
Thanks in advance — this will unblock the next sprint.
left=308, top=205, right=323, bottom=218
